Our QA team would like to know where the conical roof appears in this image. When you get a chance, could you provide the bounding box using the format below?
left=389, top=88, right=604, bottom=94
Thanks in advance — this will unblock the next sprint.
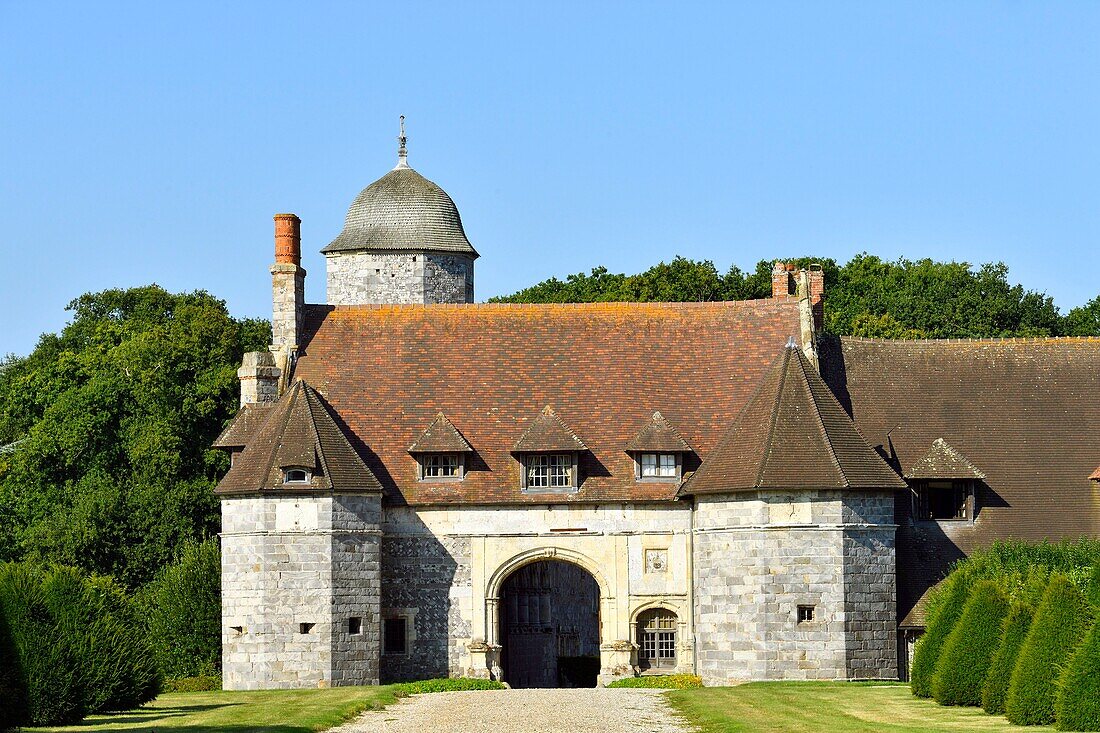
left=321, top=166, right=478, bottom=257
left=215, top=380, right=381, bottom=494
left=513, top=405, right=587, bottom=452
left=625, top=411, right=692, bottom=453
left=905, top=438, right=985, bottom=480
left=682, top=346, right=906, bottom=494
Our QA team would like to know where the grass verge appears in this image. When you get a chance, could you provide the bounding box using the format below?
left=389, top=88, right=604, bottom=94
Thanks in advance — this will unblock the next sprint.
left=25, top=686, right=402, bottom=733
left=666, top=681, right=1056, bottom=733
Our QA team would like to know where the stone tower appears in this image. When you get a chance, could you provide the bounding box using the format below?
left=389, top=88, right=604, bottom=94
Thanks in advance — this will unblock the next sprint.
left=683, top=344, right=904, bottom=685
left=321, top=120, right=478, bottom=305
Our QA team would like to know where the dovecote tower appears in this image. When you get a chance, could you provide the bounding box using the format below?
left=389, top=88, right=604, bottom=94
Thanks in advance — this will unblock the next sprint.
left=321, top=118, right=478, bottom=305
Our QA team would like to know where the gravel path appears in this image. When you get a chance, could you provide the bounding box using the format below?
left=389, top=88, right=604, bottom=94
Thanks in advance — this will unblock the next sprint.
left=332, top=688, right=695, bottom=733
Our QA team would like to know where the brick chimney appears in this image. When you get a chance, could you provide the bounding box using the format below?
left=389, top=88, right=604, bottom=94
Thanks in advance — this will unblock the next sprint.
left=271, top=213, right=305, bottom=357
left=771, top=261, right=795, bottom=299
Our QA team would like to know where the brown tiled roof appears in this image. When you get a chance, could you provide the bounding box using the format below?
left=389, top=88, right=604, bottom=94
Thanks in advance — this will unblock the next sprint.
left=212, top=403, right=274, bottom=449
left=683, top=346, right=906, bottom=495
left=625, top=411, right=692, bottom=453
left=513, top=406, right=587, bottom=452
left=291, top=300, right=802, bottom=505
left=408, top=412, right=473, bottom=453
left=215, top=380, right=382, bottom=495
left=906, top=438, right=985, bottom=480
left=822, top=337, right=1100, bottom=627
left=1090, top=464, right=1100, bottom=481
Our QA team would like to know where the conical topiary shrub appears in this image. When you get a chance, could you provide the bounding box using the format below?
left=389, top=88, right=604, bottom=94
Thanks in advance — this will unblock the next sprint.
left=1005, top=574, right=1091, bottom=726
left=982, top=601, right=1035, bottom=715
left=932, top=579, right=1010, bottom=706
left=911, top=570, right=973, bottom=698
left=1054, top=609, right=1100, bottom=731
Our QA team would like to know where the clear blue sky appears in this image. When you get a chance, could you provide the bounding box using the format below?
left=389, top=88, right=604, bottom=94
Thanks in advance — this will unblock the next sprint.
left=2, top=2, right=1098, bottom=356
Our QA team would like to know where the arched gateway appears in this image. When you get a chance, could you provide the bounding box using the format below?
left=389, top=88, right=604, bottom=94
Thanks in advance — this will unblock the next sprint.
left=485, top=549, right=609, bottom=688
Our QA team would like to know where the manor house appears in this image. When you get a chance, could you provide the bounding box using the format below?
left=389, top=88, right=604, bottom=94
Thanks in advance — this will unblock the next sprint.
left=213, top=133, right=1100, bottom=690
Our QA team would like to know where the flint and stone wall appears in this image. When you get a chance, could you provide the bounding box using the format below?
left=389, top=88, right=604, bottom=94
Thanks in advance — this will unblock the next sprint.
left=692, top=490, right=897, bottom=686
left=221, top=493, right=382, bottom=689
left=325, top=251, right=474, bottom=305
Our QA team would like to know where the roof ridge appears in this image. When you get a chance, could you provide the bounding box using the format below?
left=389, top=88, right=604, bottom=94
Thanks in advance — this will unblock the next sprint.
left=798, top=349, right=848, bottom=487
left=755, top=349, right=791, bottom=488
left=843, top=335, right=1100, bottom=345
left=311, top=298, right=793, bottom=313
left=300, top=382, right=332, bottom=484
left=264, top=381, right=300, bottom=488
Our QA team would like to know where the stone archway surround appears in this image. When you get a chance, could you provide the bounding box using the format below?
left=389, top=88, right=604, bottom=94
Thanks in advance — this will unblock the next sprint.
left=469, top=547, right=635, bottom=685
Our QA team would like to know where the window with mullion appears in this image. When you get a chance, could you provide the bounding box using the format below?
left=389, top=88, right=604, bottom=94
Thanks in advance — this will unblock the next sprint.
left=420, top=453, right=462, bottom=480
left=639, top=452, right=678, bottom=479
left=526, top=453, right=572, bottom=489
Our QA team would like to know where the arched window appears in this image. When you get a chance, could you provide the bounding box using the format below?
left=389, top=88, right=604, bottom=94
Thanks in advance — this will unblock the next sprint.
left=637, top=608, right=677, bottom=671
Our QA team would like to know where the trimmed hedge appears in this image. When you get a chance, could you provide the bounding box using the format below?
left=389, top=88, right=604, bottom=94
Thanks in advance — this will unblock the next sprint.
left=1055, top=618, right=1100, bottom=731
left=162, top=674, right=222, bottom=693
left=911, top=569, right=972, bottom=698
left=607, top=674, right=703, bottom=689
left=393, top=678, right=506, bottom=694
left=981, top=601, right=1035, bottom=715
left=0, top=600, right=27, bottom=732
left=931, top=579, right=1009, bottom=706
left=1005, top=574, right=1091, bottom=726
left=138, top=539, right=221, bottom=679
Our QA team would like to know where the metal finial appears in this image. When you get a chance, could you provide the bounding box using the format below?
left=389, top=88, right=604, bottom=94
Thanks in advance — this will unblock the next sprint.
left=786, top=336, right=798, bottom=349
left=396, top=115, right=409, bottom=169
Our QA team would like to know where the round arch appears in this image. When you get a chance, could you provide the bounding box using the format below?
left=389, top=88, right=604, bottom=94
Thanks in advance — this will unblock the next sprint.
left=485, top=547, right=612, bottom=602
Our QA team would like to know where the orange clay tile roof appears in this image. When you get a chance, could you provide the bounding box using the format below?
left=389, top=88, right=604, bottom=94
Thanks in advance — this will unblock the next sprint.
left=408, top=412, right=473, bottom=453
left=513, top=405, right=588, bottom=452
left=822, top=337, right=1100, bottom=627
left=291, top=299, right=802, bottom=505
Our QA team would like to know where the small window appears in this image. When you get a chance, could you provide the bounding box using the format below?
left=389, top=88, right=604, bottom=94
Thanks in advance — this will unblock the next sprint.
left=421, top=453, right=462, bottom=480
left=284, top=468, right=310, bottom=484
left=348, top=617, right=362, bottom=635
left=384, top=617, right=408, bottom=655
left=639, top=453, right=678, bottom=479
left=797, top=605, right=815, bottom=624
left=526, top=453, right=573, bottom=489
left=299, top=622, right=315, bottom=634
left=915, top=480, right=972, bottom=521
left=230, top=625, right=244, bottom=635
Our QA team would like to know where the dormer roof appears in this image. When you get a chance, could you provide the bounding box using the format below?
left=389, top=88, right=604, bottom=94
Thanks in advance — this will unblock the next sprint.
left=513, top=406, right=587, bottom=453
left=905, top=438, right=986, bottom=480
left=1090, top=464, right=1100, bottom=481
left=408, top=413, right=473, bottom=453
left=682, top=346, right=906, bottom=495
left=212, top=403, right=275, bottom=449
left=215, top=380, right=381, bottom=495
left=625, top=411, right=692, bottom=453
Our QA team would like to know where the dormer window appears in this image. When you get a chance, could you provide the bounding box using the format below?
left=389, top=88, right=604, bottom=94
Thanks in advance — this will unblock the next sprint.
left=914, top=480, right=973, bottom=521
left=419, top=452, right=464, bottom=481
left=525, top=453, right=575, bottom=489
left=283, top=468, right=310, bottom=484
left=905, top=439, right=985, bottom=523
left=639, top=452, right=679, bottom=480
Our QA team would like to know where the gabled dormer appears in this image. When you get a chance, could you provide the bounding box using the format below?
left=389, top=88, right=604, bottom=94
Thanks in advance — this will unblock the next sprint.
left=625, top=411, right=692, bottom=483
left=512, top=406, right=587, bottom=492
left=905, top=438, right=985, bottom=522
left=408, top=412, right=473, bottom=482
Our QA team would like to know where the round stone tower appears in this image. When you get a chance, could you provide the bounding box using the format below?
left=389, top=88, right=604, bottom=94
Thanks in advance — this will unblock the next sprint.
left=321, top=120, right=478, bottom=305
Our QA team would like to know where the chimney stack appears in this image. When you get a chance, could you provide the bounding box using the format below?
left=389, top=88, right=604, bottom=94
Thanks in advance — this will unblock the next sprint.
left=270, top=214, right=306, bottom=386
left=772, top=261, right=795, bottom=299
left=237, top=351, right=281, bottom=406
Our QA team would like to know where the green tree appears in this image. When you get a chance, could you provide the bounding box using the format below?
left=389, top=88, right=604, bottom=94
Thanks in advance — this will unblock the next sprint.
left=911, top=570, right=974, bottom=698
left=0, top=286, right=268, bottom=587
left=932, top=579, right=1010, bottom=706
left=981, top=601, right=1035, bottom=715
left=1056, top=617, right=1100, bottom=731
left=1005, top=574, right=1092, bottom=726
left=1062, top=295, right=1100, bottom=336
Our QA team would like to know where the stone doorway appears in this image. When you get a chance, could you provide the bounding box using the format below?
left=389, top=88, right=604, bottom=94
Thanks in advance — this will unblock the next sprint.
left=498, top=560, right=601, bottom=688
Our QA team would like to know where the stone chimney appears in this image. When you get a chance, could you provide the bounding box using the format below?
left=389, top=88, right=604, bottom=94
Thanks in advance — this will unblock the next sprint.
left=237, top=351, right=281, bottom=406
left=271, top=214, right=305, bottom=381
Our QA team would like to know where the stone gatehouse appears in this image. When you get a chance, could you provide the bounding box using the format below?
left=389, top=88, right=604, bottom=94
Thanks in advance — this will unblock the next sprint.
left=212, top=133, right=1100, bottom=690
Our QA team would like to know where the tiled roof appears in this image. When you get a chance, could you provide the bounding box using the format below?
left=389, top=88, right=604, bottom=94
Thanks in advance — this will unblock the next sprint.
left=212, top=403, right=274, bottom=449
left=1091, top=464, right=1100, bottom=481
left=906, top=438, right=985, bottom=480
left=822, top=337, right=1100, bottom=627
left=683, top=345, right=906, bottom=495
left=513, top=406, right=587, bottom=452
left=291, top=299, right=802, bottom=505
left=215, top=380, right=382, bottom=495
left=408, top=412, right=473, bottom=453
left=624, top=411, right=692, bottom=453
left=321, top=167, right=478, bottom=256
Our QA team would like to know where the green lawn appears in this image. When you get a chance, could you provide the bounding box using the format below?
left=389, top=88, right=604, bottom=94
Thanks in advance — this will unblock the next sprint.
left=27, top=686, right=402, bottom=733
left=667, top=682, right=1055, bottom=733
